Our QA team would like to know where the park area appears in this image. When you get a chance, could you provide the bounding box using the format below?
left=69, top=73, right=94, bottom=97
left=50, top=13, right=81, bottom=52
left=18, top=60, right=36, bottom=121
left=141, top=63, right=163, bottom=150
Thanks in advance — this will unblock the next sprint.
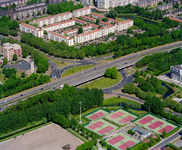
left=84, top=109, right=109, bottom=121
left=0, top=123, right=83, bottom=150
left=84, top=119, right=118, bottom=136
left=134, top=114, right=178, bottom=135
left=105, top=109, right=138, bottom=126
left=106, top=132, right=140, bottom=150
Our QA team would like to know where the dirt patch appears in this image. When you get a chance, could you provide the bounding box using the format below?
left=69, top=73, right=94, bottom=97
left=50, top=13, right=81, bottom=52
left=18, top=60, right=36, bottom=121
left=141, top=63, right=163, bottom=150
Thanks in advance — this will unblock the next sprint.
left=0, top=123, right=83, bottom=150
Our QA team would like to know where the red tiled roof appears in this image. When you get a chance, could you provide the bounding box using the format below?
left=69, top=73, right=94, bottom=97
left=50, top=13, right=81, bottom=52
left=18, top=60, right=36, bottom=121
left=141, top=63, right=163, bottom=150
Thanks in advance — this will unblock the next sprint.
left=121, top=19, right=133, bottom=24
left=99, top=20, right=112, bottom=26
left=82, top=15, right=95, bottom=21
left=90, top=23, right=99, bottom=28
left=76, top=29, right=101, bottom=37
left=33, top=16, right=53, bottom=22
left=43, top=23, right=59, bottom=29
left=20, top=23, right=37, bottom=30
left=169, top=17, right=182, bottom=23
left=82, top=25, right=92, bottom=29
left=64, top=28, right=78, bottom=34
left=108, top=18, right=120, bottom=23
left=74, top=18, right=86, bottom=23
left=59, top=19, right=75, bottom=25
left=91, top=13, right=104, bottom=18
left=49, top=31, right=70, bottom=40
left=56, top=11, right=72, bottom=17
left=73, top=6, right=89, bottom=12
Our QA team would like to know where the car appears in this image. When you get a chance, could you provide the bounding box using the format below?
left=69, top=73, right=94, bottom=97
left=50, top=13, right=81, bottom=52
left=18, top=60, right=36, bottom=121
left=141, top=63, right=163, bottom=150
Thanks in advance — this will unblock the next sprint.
left=48, top=55, right=50, bottom=57
left=125, top=62, right=127, bottom=64
left=94, top=68, right=96, bottom=70
left=20, top=94, right=23, bottom=96
left=40, top=88, right=43, bottom=90
left=53, top=87, right=55, bottom=89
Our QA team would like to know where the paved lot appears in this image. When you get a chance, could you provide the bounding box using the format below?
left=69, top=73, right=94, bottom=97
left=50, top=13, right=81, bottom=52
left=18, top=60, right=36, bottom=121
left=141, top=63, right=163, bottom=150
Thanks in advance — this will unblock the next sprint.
left=0, top=123, right=83, bottom=150
left=174, top=139, right=182, bottom=148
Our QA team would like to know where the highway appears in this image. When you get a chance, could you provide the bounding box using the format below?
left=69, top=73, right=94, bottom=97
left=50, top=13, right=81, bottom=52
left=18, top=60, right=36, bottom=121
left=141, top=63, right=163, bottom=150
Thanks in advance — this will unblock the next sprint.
left=1, top=42, right=182, bottom=109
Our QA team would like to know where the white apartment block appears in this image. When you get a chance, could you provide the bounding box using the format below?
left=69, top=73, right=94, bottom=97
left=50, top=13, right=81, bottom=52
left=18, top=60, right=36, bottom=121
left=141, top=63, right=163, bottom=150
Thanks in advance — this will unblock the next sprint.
left=82, top=15, right=96, bottom=22
left=30, top=12, right=73, bottom=27
left=108, top=18, right=134, bottom=31
left=74, top=18, right=87, bottom=25
left=43, top=19, right=75, bottom=32
left=91, top=13, right=105, bottom=19
left=20, top=23, right=43, bottom=37
left=97, top=0, right=138, bottom=9
left=48, top=31, right=74, bottom=46
left=73, top=6, right=91, bottom=17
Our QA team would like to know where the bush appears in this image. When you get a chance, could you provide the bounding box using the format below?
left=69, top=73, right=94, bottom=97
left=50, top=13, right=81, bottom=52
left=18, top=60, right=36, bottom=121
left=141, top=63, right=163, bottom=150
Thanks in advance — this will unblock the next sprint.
left=167, top=143, right=181, bottom=150
left=128, top=129, right=135, bottom=135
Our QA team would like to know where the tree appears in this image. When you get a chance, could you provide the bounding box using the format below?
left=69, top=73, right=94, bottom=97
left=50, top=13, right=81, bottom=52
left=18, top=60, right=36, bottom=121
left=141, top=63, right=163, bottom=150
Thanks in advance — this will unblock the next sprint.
left=77, top=50, right=85, bottom=59
left=135, top=70, right=140, bottom=78
left=11, top=29, right=18, bottom=36
left=125, top=104, right=129, bottom=110
left=33, top=12, right=35, bottom=17
left=107, top=9, right=118, bottom=19
left=105, top=68, right=112, bottom=78
left=43, top=8, right=46, bottom=14
left=78, top=27, right=83, bottom=34
left=158, top=1, right=163, bottom=5
left=53, top=112, right=69, bottom=128
left=161, top=129, right=167, bottom=138
left=37, top=11, right=41, bottom=16
left=1, top=37, right=7, bottom=44
left=96, top=19, right=100, bottom=24
left=13, top=54, right=17, bottom=61
left=3, top=57, right=8, bottom=66
left=21, top=72, right=25, bottom=78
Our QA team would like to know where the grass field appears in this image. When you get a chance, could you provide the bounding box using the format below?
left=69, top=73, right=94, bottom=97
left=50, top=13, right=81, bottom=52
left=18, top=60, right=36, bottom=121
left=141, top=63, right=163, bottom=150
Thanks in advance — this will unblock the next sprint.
left=134, top=114, right=178, bottom=135
left=84, top=109, right=109, bottom=121
left=105, top=109, right=138, bottom=126
left=84, top=119, right=118, bottom=136
left=49, top=58, right=73, bottom=69
left=78, top=72, right=122, bottom=89
left=106, top=132, right=139, bottom=150
left=115, top=17, right=125, bottom=22
left=125, top=68, right=135, bottom=75
left=62, top=65, right=95, bottom=77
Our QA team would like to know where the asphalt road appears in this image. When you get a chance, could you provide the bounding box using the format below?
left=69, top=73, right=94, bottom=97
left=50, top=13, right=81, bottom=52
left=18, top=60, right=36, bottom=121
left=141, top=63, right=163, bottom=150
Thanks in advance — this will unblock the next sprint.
left=1, top=42, right=182, bottom=110
left=49, top=60, right=61, bottom=79
left=150, top=129, right=182, bottom=150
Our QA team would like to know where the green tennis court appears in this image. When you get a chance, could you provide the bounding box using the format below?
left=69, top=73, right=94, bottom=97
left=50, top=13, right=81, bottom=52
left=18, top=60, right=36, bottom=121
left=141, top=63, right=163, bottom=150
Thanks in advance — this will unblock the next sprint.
left=105, top=109, right=138, bottom=126
left=106, top=132, right=139, bottom=150
left=134, top=114, right=177, bottom=134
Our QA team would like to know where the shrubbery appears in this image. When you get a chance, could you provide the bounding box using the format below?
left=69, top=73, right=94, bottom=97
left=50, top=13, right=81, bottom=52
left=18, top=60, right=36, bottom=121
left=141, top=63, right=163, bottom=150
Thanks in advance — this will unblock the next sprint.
left=104, top=67, right=118, bottom=79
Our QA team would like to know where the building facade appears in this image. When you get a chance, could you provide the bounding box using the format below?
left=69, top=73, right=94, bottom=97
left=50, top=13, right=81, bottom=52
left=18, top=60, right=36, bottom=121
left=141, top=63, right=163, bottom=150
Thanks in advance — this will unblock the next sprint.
left=136, top=0, right=162, bottom=7
left=171, top=65, right=182, bottom=81
left=97, top=0, right=138, bottom=9
left=73, top=6, right=91, bottom=17
left=2, top=43, right=22, bottom=61
left=0, top=0, right=28, bottom=8
left=20, top=23, right=43, bottom=37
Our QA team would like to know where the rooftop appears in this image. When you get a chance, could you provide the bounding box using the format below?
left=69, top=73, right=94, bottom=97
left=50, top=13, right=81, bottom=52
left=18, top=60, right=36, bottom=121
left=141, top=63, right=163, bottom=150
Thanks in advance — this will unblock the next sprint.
left=132, top=126, right=151, bottom=135
left=20, top=23, right=38, bottom=30
left=169, top=17, right=182, bottom=23
left=91, top=13, right=104, bottom=18
left=171, top=65, right=182, bottom=70
left=73, top=6, right=90, bottom=12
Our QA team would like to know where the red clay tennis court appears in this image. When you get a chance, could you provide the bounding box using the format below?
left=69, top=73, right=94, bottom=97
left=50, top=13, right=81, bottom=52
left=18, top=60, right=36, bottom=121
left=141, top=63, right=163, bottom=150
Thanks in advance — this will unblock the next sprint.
left=97, top=126, right=114, bottom=135
left=119, top=116, right=135, bottom=124
left=148, top=121, right=164, bottom=129
left=109, top=111, right=125, bottom=119
left=138, top=116, right=154, bottom=125
left=118, top=140, right=136, bottom=150
left=107, top=135, right=125, bottom=145
left=158, top=125, right=174, bottom=133
left=89, top=112, right=105, bottom=120
left=88, top=121, right=105, bottom=130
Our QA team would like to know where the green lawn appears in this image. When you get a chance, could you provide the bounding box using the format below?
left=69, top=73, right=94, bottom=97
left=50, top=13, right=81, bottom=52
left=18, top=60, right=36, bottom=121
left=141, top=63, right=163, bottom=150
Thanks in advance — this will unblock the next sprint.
left=62, top=65, right=95, bottom=77
left=125, top=68, right=135, bottom=75
left=49, top=58, right=73, bottom=69
left=103, top=97, right=142, bottom=108
left=115, top=17, right=125, bottom=22
left=78, top=72, right=122, bottom=89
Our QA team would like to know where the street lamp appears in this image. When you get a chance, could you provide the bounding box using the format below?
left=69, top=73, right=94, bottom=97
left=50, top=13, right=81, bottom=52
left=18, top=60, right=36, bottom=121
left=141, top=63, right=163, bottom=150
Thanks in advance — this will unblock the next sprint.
left=78, top=101, right=82, bottom=124
left=149, top=103, right=150, bottom=113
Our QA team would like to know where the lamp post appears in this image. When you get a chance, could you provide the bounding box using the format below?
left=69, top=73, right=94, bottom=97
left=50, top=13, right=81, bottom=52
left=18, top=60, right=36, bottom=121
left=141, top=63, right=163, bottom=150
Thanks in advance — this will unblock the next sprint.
left=78, top=101, right=82, bottom=124
left=149, top=103, right=150, bottom=113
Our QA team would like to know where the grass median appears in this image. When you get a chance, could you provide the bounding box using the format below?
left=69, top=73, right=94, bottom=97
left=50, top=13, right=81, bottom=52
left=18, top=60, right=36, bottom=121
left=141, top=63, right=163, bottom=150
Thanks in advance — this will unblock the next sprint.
left=78, top=72, right=122, bottom=89
left=62, top=65, right=95, bottom=77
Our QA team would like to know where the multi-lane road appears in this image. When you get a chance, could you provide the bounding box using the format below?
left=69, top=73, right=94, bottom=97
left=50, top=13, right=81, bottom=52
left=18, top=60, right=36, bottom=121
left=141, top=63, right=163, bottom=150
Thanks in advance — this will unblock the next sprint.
left=1, top=41, right=182, bottom=110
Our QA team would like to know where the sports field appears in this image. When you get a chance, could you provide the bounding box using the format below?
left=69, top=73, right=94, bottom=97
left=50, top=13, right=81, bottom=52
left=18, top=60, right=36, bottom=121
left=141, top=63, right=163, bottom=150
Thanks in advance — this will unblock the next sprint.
left=105, top=109, right=138, bottom=126
left=134, top=114, right=177, bottom=134
left=84, top=109, right=109, bottom=121
left=0, top=123, right=83, bottom=150
left=84, top=119, right=118, bottom=136
left=106, top=132, right=139, bottom=150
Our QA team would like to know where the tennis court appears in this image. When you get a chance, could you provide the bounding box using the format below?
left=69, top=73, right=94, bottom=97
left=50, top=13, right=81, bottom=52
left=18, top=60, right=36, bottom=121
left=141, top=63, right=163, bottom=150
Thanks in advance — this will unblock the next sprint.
left=106, top=132, right=139, bottom=150
left=84, top=109, right=109, bottom=121
left=84, top=119, right=118, bottom=136
left=105, top=109, right=138, bottom=126
left=134, top=114, right=177, bottom=134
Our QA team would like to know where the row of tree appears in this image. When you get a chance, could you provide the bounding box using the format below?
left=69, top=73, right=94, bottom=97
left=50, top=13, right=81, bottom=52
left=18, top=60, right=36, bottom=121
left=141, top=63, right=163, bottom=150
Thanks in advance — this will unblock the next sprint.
left=1, top=37, right=49, bottom=73
left=136, top=47, right=182, bottom=75
left=0, top=85, right=104, bottom=134
left=47, top=1, right=83, bottom=14
left=20, top=33, right=86, bottom=59
left=0, top=73, right=50, bottom=98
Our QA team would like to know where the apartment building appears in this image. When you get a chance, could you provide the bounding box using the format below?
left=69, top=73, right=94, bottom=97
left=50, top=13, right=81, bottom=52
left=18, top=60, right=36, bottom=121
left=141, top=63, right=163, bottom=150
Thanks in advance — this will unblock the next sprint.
left=2, top=43, right=22, bottom=61
left=171, top=65, right=182, bottom=81
left=73, top=6, right=91, bottom=17
left=74, top=18, right=87, bottom=25
left=82, top=15, right=96, bottom=22
left=48, top=31, right=74, bottom=46
left=20, top=23, right=43, bottom=37
left=0, top=0, right=28, bottom=8
left=91, top=13, right=104, bottom=19
left=148, top=3, right=172, bottom=12
left=136, top=0, right=162, bottom=7
left=97, top=0, right=138, bottom=9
